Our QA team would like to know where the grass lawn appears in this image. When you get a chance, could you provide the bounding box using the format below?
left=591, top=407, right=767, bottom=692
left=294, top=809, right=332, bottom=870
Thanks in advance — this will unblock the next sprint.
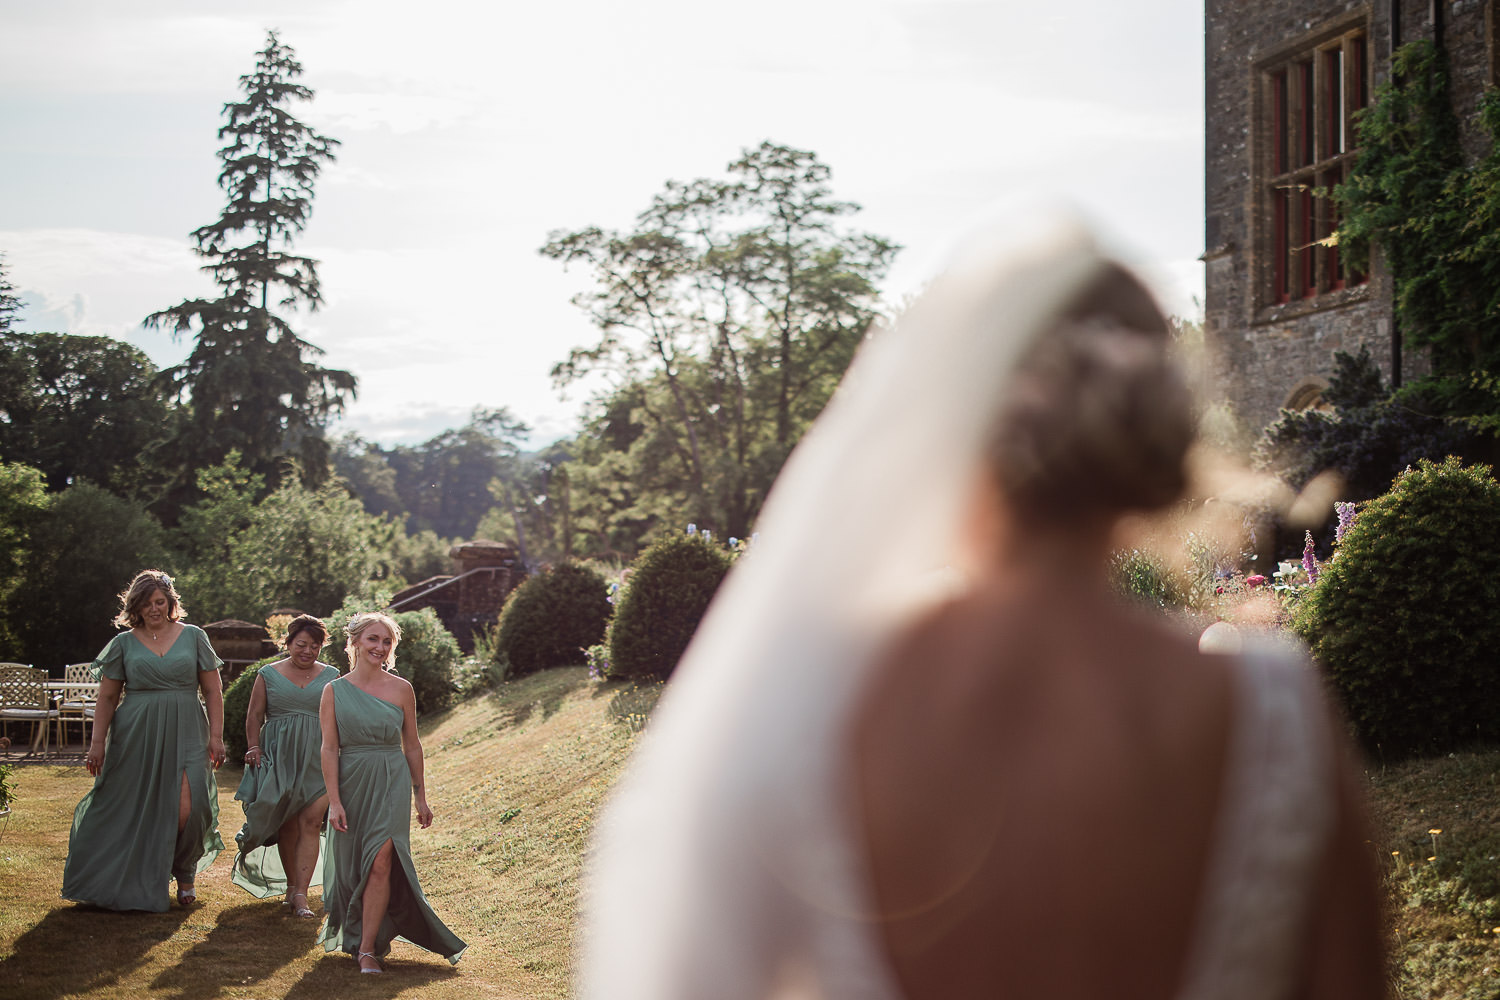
left=2, top=663, right=1497, bottom=999
left=0, top=667, right=657, bottom=1000
left=1367, top=750, right=1500, bottom=1000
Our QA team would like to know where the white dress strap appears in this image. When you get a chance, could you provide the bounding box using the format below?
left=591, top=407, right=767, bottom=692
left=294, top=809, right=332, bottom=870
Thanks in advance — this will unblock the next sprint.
left=1174, top=638, right=1337, bottom=1000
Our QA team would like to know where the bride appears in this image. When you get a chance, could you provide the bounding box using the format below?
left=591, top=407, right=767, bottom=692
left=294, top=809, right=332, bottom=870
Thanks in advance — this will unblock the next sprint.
left=578, top=217, right=1384, bottom=1000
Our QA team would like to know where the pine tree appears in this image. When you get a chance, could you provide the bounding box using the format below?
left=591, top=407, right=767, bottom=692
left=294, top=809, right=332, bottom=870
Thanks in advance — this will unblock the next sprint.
left=147, top=30, right=354, bottom=489
left=0, top=253, right=23, bottom=333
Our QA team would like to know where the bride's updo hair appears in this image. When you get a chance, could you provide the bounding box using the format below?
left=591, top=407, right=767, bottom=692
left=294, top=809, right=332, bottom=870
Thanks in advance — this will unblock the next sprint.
left=989, top=272, right=1194, bottom=522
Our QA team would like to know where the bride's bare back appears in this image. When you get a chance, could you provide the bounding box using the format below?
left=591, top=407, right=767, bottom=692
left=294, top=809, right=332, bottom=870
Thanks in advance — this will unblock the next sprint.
left=851, top=573, right=1384, bottom=1000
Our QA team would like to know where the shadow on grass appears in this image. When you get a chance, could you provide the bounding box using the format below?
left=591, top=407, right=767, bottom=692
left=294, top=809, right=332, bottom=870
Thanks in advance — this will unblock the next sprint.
left=283, top=951, right=459, bottom=997
left=148, top=902, right=312, bottom=1000
left=0, top=904, right=189, bottom=1000
left=483, top=669, right=589, bottom=731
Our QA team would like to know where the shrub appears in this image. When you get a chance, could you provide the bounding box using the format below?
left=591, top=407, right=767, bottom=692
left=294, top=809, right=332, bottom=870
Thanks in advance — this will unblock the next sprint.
left=607, top=533, right=732, bottom=680
left=325, top=597, right=461, bottom=715
left=222, top=656, right=278, bottom=761
left=0, top=762, right=15, bottom=811
left=494, top=563, right=611, bottom=678
left=1255, top=348, right=1475, bottom=501
left=1291, top=457, right=1500, bottom=759
left=1109, top=548, right=1191, bottom=611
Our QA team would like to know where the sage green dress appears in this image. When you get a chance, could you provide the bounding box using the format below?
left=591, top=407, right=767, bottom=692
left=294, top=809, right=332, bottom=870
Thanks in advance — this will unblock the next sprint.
left=61, top=625, right=225, bottom=912
left=318, top=678, right=466, bottom=964
left=231, top=662, right=338, bottom=898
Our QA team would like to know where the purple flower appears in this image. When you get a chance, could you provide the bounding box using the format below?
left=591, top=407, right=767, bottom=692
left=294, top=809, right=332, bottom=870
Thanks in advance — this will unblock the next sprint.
left=1302, top=530, right=1319, bottom=584
left=1334, top=501, right=1357, bottom=544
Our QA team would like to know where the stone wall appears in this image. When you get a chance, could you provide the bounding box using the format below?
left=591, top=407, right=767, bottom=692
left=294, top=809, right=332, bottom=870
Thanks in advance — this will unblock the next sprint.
left=1205, top=0, right=1494, bottom=437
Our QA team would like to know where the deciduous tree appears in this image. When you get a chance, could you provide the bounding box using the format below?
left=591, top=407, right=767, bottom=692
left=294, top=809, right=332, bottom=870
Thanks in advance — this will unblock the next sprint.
left=541, top=142, right=897, bottom=545
left=0, top=333, right=172, bottom=492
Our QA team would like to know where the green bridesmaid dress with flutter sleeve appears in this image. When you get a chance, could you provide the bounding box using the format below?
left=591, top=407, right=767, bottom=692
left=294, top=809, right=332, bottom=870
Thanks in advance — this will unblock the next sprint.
left=61, top=625, right=225, bottom=911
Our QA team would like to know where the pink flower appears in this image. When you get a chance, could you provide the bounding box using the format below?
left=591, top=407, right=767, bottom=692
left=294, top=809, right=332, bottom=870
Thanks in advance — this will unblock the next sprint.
left=1246, top=574, right=1267, bottom=588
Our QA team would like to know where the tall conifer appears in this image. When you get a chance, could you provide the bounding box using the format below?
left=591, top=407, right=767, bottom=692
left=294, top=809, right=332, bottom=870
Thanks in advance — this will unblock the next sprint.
left=0, top=253, right=22, bottom=333
left=148, top=30, right=354, bottom=489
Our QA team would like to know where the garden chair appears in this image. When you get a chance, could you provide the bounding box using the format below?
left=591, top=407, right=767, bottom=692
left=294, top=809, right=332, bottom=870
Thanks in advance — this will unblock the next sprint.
left=0, top=664, right=59, bottom=757
left=53, top=662, right=98, bottom=749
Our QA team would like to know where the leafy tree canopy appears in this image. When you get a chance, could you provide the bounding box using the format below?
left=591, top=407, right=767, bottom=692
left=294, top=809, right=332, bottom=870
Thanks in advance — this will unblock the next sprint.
left=0, top=462, right=48, bottom=652
left=12, top=483, right=172, bottom=669
left=542, top=141, right=898, bottom=548
left=334, top=407, right=531, bottom=542
left=175, top=451, right=402, bottom=623
left=0, top=332, right=172, bottom=493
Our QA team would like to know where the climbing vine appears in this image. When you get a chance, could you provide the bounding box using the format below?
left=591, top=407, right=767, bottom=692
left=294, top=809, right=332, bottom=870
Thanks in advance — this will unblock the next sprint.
left=1338, top=41, right=1500, bottom=403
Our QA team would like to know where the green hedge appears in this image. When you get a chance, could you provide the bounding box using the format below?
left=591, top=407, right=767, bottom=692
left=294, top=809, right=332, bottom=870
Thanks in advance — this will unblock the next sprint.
left=607, top=533, right=731, bottom=680
left=1292, top=457, right=1500, bottom=759
left=495, top=563, right=611, bottom=678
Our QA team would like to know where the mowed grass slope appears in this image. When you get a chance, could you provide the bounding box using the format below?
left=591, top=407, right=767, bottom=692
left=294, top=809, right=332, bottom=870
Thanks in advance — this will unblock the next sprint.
left=0, top=667, right=658, bottom=1000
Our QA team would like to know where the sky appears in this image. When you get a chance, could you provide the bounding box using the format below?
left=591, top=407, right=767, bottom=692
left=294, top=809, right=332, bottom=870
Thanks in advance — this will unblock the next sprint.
left=0, top=0, right=1205, bottom=448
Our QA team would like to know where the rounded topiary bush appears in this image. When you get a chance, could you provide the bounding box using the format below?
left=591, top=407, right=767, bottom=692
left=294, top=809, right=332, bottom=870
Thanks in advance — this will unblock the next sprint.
left=607, top=533, right=733, bottom=680
left=1291, top=457, right=1500, bottom=759
left=325, top=600, right=461, bottom=715
left=222, top=657, right=278, bottom=762
left=495, top=563, right=612, bottom=678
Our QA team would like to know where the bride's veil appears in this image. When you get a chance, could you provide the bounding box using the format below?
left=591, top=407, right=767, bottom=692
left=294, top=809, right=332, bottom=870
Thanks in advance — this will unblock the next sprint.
left=578, top=215, right=1170, bottom=999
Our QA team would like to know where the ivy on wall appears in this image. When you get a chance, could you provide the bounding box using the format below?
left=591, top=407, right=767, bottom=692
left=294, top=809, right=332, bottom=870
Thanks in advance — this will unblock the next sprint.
left=1338, top=40, right=1500, bottom=415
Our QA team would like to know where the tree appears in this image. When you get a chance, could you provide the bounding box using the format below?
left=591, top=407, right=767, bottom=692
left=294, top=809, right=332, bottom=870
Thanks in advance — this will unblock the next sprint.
left=175, top=451, right=402, bottom=623
left=0, top=332, right=173, bottom=492
left=146, top=30, right=353, bottom=492
left=335, top=408, right=531, bottom=542
left=0, top=462, right=48, bottom=652
left=13, top=483, right=172, bottom=669
left=541, top=142, right=897, bottom=545
left=0, top=253, right=22, bottom=333
left=229, top=479, right=397, bottom=618
left=174, top=452, right=266, bottom=622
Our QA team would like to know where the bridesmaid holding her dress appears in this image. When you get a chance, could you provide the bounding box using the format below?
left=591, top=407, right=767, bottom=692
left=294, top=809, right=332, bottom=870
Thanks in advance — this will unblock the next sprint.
left=318, top=611, right=465, bottom=973
left=232, top=614, right=339, bottom=916
left=62, top=569, right=227, bottom=911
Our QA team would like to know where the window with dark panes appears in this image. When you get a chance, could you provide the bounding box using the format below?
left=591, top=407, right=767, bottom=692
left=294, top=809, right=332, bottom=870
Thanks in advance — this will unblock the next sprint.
left=1263, top=28, right=1369, bottom=306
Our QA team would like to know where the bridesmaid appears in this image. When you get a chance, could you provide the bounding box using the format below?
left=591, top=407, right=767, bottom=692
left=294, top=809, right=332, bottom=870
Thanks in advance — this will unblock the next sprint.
left=62, top=569, right=227, bottom=911
left=232, top=614, right=339, bottom=916
left=318, top=612, right=465, bottom=973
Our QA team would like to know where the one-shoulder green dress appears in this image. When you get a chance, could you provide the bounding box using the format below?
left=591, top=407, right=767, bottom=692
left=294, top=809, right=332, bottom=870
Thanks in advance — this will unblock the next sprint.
left=318, top=678, right=466, bottom=964
left=232, top=662, right=338, bottom=898
left=61, top=624, right=225, bottom=912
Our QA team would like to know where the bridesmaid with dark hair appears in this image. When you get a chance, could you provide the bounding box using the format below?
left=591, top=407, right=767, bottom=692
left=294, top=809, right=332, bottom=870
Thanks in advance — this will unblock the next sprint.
left=232, top=614, right=339, bottom=917
left=318, top=611, right=465, bottom=974
left=62, top=569, right=226, bottom=911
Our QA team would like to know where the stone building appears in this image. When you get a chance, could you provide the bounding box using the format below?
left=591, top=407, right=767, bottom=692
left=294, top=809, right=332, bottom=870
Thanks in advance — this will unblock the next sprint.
left=1204, top=0, right=1500, bottom=436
